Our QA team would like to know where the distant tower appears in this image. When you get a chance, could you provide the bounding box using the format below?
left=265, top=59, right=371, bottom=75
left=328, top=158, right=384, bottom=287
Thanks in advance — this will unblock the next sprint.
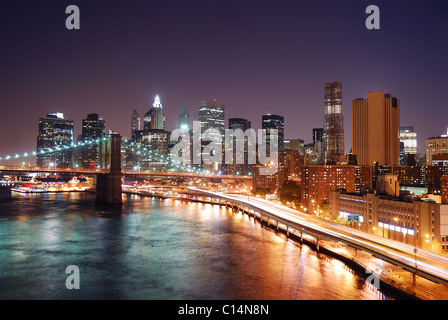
left=81, top=113, right=105, bottom=168
left=131, top=110, right=141, bottom=137
left=323, top=81, right=344, bottom=163
left=178, top=103, right=190, bottom=130
left=228, top=118, right=252, bottom=175
left=198, top=99, right=225, bottom=172
left=144, top=94, right=166, bottom=130
left=198, top=99, right=225, bottom=136
left=37, top=113, right=74, bottom=168
left=399, top=126, right=417, bottom=165
left=262, top=114, right=284, bottom=152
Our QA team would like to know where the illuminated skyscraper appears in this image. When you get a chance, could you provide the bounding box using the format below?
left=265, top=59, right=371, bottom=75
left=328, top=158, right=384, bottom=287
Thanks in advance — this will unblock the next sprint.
left=37, top=113, right=74, bottom=168
left=400, top=126, right=417, bottom=155
left=178, top=103, right=190, bottom=130
left=198, top=99, right=225, bottom=136
left=144, top=94, right=166, bottom=130
left=400, top=126, right=417, bottom=165
left=227, top=118, right=252, bottom=175
left=262, top=114, right=284, bottom=152
left=80, top=113, right=105, bottom=168
left=131, top=109, right=141, bottom=138
left=352, top=91, right=400, bottom=166
left=198, top=100, right=225, bottom=172
left=323, top=81, right=344, bottom=163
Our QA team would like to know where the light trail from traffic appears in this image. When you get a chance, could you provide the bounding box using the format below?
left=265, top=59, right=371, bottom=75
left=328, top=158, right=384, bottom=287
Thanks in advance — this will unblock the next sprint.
left=188, top=188, right=448, bottom=285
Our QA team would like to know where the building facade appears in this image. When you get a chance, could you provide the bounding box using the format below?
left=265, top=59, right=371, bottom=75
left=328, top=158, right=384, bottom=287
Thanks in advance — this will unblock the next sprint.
left=400, top=126, right=417, bottom=165
left=352, top=91, right=400, bottom=166
left=426, top=129, right=448, bottom=165
left=227, top=118, right=252, bottom=176
left=80, top=113, right=105, bottom=168
left=323, top=81, right=344, bottom=164
left=329, top=185, right=448, bottom=253
left=131, top=109, right=141, bottom=138
left=198, top=100, right=225, bottom=172
left=144, top=94, right=166, bottom=131
left=178, top=103, right=190, bottom=130
left=284, top=139, right=304, bottom=152
left=37, top=113, right=74, bottom=168
left=252, top=164, right=287, bottom=191
left=301, top=165, right=373, bottom=212
left=262, top=114, right=284, bottom=157
left=442, top=175, right=448, bottom=204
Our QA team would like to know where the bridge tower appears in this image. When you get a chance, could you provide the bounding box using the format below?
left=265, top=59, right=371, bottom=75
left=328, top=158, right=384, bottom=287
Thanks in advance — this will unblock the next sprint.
left=96, top=133, right=122, bottom=204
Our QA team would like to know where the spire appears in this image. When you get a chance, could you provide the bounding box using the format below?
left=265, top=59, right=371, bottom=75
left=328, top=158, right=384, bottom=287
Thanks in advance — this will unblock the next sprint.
left=180, top=102, right=188, bottom=115
left=153, top=94, right=162, bottom=109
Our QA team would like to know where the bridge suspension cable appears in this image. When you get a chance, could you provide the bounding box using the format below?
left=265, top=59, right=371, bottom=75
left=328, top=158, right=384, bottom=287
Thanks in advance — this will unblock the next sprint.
left=0, top=137, right=219, bottom=176
left=0, top=137, right=110, bottom=162
left=121, top=141, right=212, bottom=175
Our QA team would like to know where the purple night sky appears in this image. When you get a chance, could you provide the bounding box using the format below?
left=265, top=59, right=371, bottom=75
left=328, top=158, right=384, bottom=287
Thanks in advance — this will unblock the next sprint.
left=0, top=0, right=447, bottom=163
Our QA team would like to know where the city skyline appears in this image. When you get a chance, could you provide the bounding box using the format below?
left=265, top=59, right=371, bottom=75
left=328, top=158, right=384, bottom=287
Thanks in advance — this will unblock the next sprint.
left=1, top=1, right=447, bottom=157
left=2, top=1, right=448, bottom=302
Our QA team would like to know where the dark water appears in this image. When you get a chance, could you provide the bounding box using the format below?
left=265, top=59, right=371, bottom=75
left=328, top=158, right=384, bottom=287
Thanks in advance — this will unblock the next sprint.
left=0, top=191, right=386, bottom=300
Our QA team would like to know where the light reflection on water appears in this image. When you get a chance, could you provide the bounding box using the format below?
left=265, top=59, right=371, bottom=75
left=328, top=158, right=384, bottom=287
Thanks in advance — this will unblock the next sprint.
left=0, top=192, right=388, bottom=300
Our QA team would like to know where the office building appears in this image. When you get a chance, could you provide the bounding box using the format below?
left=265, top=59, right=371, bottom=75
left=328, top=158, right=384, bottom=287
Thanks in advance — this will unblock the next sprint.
left=313, top=128, right=324, bottom=145
left=400, top=126, right=417, bottom=165
left=198, top=99, right=225, bottom=172
left=227, top=118, right=252, bottom=176
left=426, top=128, right=448, bottom=165
left=144, top=94, right=166, bottom=130
left=352, top=91, right=400, bottom=166
left=323, top=81, right=344, bottom=163
left=131, top=110, right=141, bottom=138
left=141, top=129, right=170, bottom=171
left=284, top=139, right=304, bottom=152
left=329, top=175, right=448, bottom=253
left=37, top=113, right=74, bottom=168
left=178, top=103, right=190, bottom=130
left=80, top=113, right=106, bottom=168
left=262, top=114, right=284, bottom=153
left=199, top=99, right=225, bottom=136
left=400, top=126, right=417, bottom=155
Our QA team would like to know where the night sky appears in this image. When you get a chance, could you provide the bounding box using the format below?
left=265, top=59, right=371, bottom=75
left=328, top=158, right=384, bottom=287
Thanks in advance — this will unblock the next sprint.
left=1, top=0, right=447, bottom=164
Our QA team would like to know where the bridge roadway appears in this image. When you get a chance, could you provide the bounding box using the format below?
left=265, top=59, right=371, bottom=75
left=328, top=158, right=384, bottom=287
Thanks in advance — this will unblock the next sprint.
left=168, top=187, right=448, bottom=287
left=0, top=166, right=251, bottom=181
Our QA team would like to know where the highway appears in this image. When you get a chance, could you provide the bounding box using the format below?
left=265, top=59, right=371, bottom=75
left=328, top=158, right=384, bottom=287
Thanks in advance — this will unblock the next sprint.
left=189, top=188, right=448, bottom=285
left=0, top=165, right=251, bottom=181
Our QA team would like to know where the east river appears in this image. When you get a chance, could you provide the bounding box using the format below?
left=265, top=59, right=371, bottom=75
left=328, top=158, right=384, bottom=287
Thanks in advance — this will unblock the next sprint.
left=0, top=191, right=389, bottom=299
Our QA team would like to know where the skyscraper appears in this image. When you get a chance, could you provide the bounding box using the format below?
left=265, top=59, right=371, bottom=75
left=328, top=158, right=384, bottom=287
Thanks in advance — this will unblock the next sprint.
left=313, top=128, right=324, bottom=145
left=198, top=99, right=225, bottom=136
left=227, top=118, right=252, bottom=175
left=37, top=113, right=74, bottom=168
left=426, top=128, right=448, bottom=165
left=80, top=113, right=105, bottom=168
left=400, top=126, right=417, bottom=165
left=131, top=109, right=141, bottom=138
left=229, top=118, right=251, bottom=132
left=144, top=94, right=166, bottom=130
left=313, top=128, right=324, bottom=164
left=178, top=103, right=190, bottom=130
left=323, top=81, right=344, bottom=163
left=352, top=91, right=400, bottom=166
left=198, top=99, right=225, bottom=172
left=262, top=114, right=284, bottom=152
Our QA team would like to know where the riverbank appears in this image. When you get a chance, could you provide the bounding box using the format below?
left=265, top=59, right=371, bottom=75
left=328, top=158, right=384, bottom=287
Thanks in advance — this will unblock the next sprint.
left=127, top=190, right=448, bottom=300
